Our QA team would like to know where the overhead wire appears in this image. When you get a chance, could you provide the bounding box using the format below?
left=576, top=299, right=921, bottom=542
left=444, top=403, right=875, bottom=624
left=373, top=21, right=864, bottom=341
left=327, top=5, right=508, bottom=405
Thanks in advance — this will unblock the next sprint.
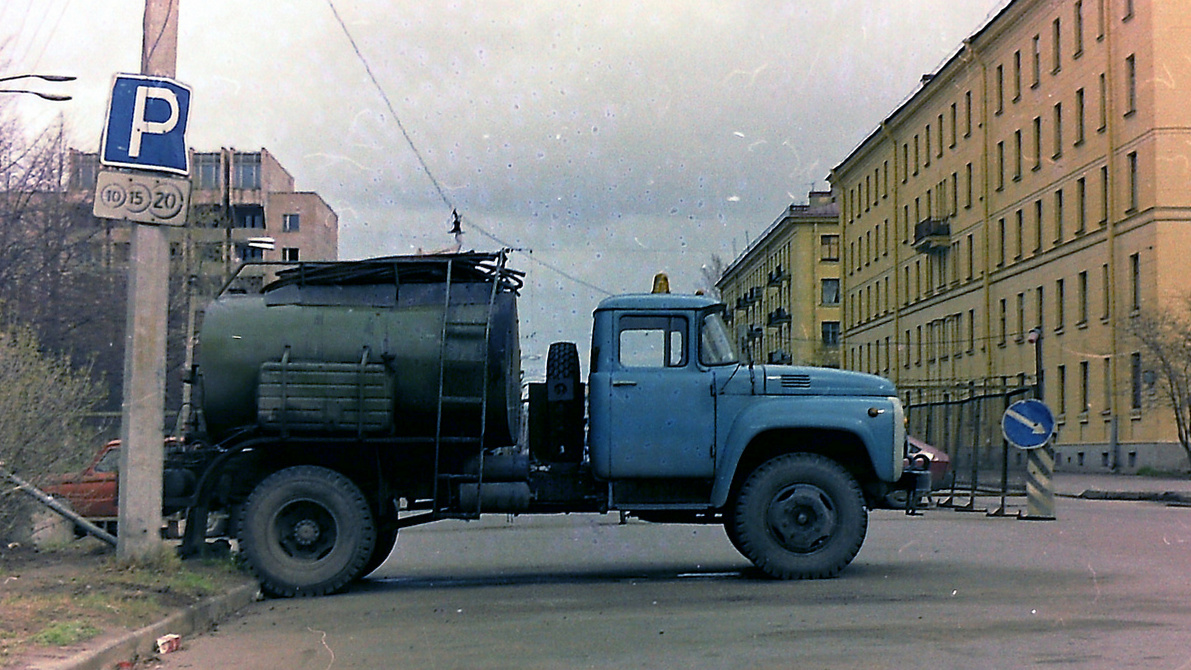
left=324, top=0, right=613, bottom=297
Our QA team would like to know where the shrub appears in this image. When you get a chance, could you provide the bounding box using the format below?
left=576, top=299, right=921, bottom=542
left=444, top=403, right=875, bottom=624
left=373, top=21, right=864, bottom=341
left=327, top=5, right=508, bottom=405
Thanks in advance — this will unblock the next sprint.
left=0, top=317, right=104, bottom=541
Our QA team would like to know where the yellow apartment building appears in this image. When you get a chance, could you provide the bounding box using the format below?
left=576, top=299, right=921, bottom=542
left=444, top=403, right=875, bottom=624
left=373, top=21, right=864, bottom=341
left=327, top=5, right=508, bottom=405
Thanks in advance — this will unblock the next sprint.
left=830, top=0, right=1191, bottom=472
left=718, top=191, right=841, bottom=368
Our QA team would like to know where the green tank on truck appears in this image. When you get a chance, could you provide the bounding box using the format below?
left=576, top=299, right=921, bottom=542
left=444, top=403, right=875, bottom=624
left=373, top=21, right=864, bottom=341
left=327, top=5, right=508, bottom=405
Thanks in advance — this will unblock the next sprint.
left=169, top=251, right=928, bottom=598
left=196, top=259, right=521, bottom=446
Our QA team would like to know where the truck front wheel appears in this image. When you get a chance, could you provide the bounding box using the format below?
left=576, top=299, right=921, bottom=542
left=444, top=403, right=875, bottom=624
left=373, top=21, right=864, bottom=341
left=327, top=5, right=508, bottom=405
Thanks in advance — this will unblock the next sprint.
left=731, top=453, right=867, bottom=579
left=239, top=466, right=377, bottom=597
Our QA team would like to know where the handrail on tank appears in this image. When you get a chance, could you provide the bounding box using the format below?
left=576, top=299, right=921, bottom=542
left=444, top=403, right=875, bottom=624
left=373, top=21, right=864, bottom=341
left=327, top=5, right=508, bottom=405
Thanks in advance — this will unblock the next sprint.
left=214, top=251, right=525, bottom=298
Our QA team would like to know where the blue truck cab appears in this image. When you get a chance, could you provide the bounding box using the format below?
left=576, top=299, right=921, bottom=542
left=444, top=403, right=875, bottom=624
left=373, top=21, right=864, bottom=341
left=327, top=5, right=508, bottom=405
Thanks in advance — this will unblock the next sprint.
left=586, top=292, right=909, bottom=578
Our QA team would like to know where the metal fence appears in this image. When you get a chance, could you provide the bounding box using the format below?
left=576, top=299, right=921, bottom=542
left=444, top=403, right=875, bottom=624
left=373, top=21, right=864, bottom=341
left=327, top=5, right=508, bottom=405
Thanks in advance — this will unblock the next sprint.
left=904, top=381, right=1037, bottom=512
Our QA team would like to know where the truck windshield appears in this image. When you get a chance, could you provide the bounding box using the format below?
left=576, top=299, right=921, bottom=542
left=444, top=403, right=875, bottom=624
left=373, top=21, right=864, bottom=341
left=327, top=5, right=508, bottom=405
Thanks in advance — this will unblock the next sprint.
left=700, top=311, right=739, bottom=365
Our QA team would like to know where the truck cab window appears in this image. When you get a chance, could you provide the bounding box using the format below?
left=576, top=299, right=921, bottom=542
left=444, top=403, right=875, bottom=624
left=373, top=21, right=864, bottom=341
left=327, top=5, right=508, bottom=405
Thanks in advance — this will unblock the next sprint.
left=618, top=315, right=686, bottom=368
left=700, top=311, right=739, bottom=365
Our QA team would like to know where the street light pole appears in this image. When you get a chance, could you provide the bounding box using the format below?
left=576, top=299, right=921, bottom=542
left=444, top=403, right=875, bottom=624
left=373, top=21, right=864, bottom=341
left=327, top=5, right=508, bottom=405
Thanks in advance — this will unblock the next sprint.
left=0, top=73, right=75, bottom=101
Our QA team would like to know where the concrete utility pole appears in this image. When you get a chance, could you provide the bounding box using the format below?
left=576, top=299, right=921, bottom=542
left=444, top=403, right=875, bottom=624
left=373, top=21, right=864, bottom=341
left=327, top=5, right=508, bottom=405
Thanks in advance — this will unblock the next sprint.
left=117, top=0, right=179, bottom=560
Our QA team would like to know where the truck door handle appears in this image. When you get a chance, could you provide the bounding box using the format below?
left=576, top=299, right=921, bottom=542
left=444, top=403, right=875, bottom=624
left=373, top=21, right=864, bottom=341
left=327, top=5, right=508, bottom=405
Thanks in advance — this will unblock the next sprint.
left=612, top=380, right=637, bottom=387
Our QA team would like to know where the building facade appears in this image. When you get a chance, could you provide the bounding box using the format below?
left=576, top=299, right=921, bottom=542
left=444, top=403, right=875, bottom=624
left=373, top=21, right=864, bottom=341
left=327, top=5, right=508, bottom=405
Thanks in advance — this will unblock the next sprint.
left=830, top=0, right=1191, bottom=472
left=718, top=191, right=841, bottom=368
left=66, top=148, right=338, bottom=422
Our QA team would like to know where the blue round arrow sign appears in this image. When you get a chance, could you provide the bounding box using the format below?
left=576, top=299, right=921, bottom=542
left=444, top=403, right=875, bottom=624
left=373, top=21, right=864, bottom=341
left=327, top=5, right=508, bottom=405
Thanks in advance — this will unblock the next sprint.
left=1002, top=399, right=1056, bottom=449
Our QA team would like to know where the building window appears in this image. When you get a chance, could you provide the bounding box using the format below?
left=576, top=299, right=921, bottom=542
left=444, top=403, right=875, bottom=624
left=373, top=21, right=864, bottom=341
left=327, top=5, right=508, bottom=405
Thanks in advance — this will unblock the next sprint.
left=950, top=103, right=958, bottom=147
left=965, top=163, right=973, bottom=208
left=1034, top=199, right=1044, bottom=252
left=1076, top=177, right=1087, bottom=233
left=1103, top=359, right=1112, bottom=412
left=1101, top=263, right=1110, bottom=320
left=1077, top=270, right=1088, bottom=325
left=999, top=299, right=1008, bottom=345
left=967, top=309, right=976, bottom=353
left=1100, top=165, right=1110, bottom=225
left=821, top=278, right=840, bottom=306
left=1013, top=130, right=1023, bottom=181
left=283, top=213, right=300, bottom=232
left=1075, top=88, right=1086, bottom=144
left=282, top=247, right=300, bottom=262
left=1032, top=34, right=1041, bottom=87
left=233, top=205, right=265, bottom=229
left=1131, top=352, right=1143, bottom=410
left=1054, top=188, right=1064, bottom=244
left=820, top=234, right=840, bottom=261
left=995, top=64, right=1004, bottom=114
left=236, top=244, right=264, bottom=262
left=1015, top=210, right=1024, bottom=259
left=1098, top=73, right=1108, bottom=131
left=1016, top=292, right=1026, bottom=340
left=1057, top=364, right=1068, bottom=414
left=1056, top=278, right=1066, bottom=330
left=966, top=233, right=974, bottom=280
left=1125, top=54, right=1137, bottom=116
left=232, top=153, right=261, bottom=189
left=1074, top=1, right=1084, bottom=56
left=1051, top=18, right=1062, bottom=73
left=1124, top=0, right=1134, bottom=21
left=1013, top=51, right=1022, bottom=100
left=1130, top=252, right=1141, bottom=311
left=964, top=91, right=973, bottom=137
left=195, top=153, right=221, bottom=190
left=1032, top=117, right=1042, bottom=171
left=1127, top=151, right=1139, bottom=212
left=1053, top=103, right=1063, bottom=158
left=821, top=321, right=840, bottom=347
left=996, top=141, right=1005, bottom=190
left=1079, top=360, right=1090, bottom=413
left=998, top=218, right=1006, bottom=266
left=1036, top=285, right=1045, bottom=330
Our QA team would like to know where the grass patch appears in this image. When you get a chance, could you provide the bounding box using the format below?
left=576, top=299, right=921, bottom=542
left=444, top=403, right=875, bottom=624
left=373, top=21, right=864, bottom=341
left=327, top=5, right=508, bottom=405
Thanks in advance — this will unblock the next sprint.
left=29, top=621, right=100, bottom=646
left=0, top=538, right=253, bottom=667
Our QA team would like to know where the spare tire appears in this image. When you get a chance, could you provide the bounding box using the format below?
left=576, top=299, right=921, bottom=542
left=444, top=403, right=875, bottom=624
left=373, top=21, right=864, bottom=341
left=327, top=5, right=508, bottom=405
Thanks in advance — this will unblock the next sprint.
left=545, top=342, right=584, bottom=462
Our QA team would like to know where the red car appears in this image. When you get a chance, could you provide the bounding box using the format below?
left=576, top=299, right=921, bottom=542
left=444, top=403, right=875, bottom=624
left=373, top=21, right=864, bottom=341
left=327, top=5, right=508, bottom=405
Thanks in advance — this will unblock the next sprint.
left=884, top=436, right=952, bottom=508
left=43, top=439, right=121, bottom=521
left=907, top=435, right=951, bottom=490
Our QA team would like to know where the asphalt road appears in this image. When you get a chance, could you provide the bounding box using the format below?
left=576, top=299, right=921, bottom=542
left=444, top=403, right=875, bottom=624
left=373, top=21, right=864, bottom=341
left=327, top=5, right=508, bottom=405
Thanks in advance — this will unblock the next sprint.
left=154, top=498, right=1191, bottom=669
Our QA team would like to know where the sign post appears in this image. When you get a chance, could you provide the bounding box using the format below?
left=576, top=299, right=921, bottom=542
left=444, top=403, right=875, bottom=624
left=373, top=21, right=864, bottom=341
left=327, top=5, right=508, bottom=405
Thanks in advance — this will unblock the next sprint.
left=1002, top=399, right=1057, bottom=520
left=106, top=0, right=185, bottom=561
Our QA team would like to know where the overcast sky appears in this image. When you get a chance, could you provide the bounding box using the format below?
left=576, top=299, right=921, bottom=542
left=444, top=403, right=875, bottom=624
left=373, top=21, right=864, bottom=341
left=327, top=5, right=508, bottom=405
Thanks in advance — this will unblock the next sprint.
left=1, top=0, right=1007, bottom=373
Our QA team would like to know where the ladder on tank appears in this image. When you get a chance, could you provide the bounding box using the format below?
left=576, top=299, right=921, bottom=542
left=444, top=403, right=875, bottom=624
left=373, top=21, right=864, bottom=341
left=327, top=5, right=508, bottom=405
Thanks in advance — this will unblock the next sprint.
left=431, top=251, right=508, bottom=518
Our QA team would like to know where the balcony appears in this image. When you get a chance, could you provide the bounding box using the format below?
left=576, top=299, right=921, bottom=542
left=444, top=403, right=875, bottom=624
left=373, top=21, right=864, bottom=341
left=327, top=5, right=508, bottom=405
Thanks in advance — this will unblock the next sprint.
left=913, top=218, right=951, bottom=253
left=766, top=307, right=791, bottom=327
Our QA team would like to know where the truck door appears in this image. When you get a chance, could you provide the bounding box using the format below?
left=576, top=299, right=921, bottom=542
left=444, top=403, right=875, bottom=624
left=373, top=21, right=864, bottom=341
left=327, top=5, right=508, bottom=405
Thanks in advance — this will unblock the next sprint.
left=604, top=313, right=715, bottom=478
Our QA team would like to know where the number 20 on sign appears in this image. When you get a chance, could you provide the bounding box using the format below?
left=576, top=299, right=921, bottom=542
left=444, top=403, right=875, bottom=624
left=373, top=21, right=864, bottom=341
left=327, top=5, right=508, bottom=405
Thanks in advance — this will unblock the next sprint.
left=93, top=169, right=191, bottom=226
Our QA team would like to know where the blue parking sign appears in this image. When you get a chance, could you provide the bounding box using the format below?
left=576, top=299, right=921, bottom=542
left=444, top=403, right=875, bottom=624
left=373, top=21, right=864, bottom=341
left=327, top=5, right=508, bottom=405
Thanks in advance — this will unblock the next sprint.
left=101, top=74, right=191, bottom=175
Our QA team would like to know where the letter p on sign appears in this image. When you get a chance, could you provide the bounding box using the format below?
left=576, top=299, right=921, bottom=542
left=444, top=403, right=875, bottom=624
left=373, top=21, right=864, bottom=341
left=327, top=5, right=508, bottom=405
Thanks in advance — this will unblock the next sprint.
left=101, top=74, right=191, bottom=175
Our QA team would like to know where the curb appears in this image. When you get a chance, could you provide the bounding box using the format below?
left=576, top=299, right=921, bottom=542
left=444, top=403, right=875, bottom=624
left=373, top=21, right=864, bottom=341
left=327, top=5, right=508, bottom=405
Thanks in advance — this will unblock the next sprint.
left=31, top=582, right=260, bottom=670
left=1074, top=490, right=1191, bottom=504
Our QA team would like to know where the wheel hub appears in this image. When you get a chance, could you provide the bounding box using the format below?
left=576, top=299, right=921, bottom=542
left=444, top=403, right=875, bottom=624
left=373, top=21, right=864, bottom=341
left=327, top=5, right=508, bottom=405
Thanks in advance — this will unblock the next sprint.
left=293, top=519, right=321, bottom=546
left=766, top=484, right=836, bottom=553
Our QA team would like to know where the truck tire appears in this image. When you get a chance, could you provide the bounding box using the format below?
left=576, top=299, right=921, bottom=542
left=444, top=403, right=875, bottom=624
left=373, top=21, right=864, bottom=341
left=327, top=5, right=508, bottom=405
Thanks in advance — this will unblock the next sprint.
left=545, top=341, right=583, bottom=462
left=238, top=466, right=376, bottom=597
left=731, top=453, right=867, bottom=580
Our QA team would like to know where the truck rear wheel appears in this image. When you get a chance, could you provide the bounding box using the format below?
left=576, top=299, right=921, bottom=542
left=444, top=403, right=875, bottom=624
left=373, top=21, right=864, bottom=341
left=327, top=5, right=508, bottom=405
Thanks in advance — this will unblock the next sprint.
left=731, top=453, right=867, bottom=579
left=239, top=466, right=376, bottom=597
